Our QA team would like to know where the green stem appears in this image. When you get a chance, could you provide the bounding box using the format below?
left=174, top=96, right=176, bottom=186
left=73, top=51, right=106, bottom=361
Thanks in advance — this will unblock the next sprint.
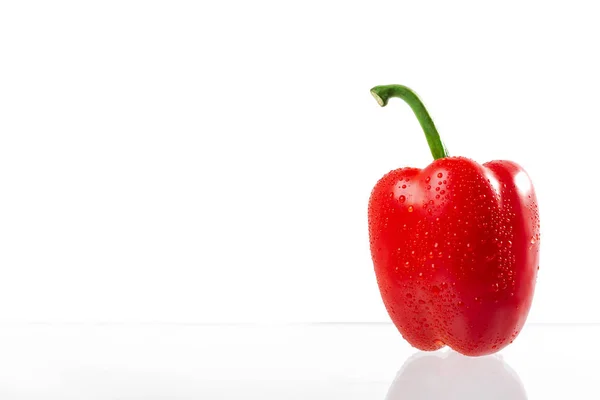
left=370, top=84, right=448, bottom=160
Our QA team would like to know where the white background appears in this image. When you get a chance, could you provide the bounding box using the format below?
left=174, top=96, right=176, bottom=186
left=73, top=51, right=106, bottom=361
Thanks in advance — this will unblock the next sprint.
left=0, top=0, right=598, bottom=324
left=0, top=324, right=595, bottom=398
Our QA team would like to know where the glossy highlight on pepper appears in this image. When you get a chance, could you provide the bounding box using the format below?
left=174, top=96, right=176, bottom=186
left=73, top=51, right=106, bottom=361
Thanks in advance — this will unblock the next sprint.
left=367, top=84, right=540, bottom=356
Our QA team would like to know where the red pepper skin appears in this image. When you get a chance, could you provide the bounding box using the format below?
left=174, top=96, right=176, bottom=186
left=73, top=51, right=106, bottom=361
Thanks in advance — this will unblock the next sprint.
left=368, top=156, right=540, bottom=356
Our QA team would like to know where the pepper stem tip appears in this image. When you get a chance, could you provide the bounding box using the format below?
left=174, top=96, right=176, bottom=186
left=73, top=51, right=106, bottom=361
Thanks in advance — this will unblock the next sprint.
left=370, top=89, right=386, bottom=107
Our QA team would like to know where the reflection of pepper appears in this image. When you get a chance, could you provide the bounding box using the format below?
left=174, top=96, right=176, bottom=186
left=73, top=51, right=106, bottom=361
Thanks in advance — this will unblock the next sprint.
left=384, top=351, right=527, bottom=399
left=368, top=84, right=540, bottom=356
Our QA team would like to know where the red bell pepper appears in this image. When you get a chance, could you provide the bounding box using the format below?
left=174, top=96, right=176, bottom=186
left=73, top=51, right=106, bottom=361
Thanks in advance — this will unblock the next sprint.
left=368, top=84, right=540, bottom=356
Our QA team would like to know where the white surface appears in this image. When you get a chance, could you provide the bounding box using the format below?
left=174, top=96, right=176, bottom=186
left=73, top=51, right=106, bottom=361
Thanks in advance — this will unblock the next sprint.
left=1, top=1, right=599, bottom=324
left=0, top=323, right=595, bottom=398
